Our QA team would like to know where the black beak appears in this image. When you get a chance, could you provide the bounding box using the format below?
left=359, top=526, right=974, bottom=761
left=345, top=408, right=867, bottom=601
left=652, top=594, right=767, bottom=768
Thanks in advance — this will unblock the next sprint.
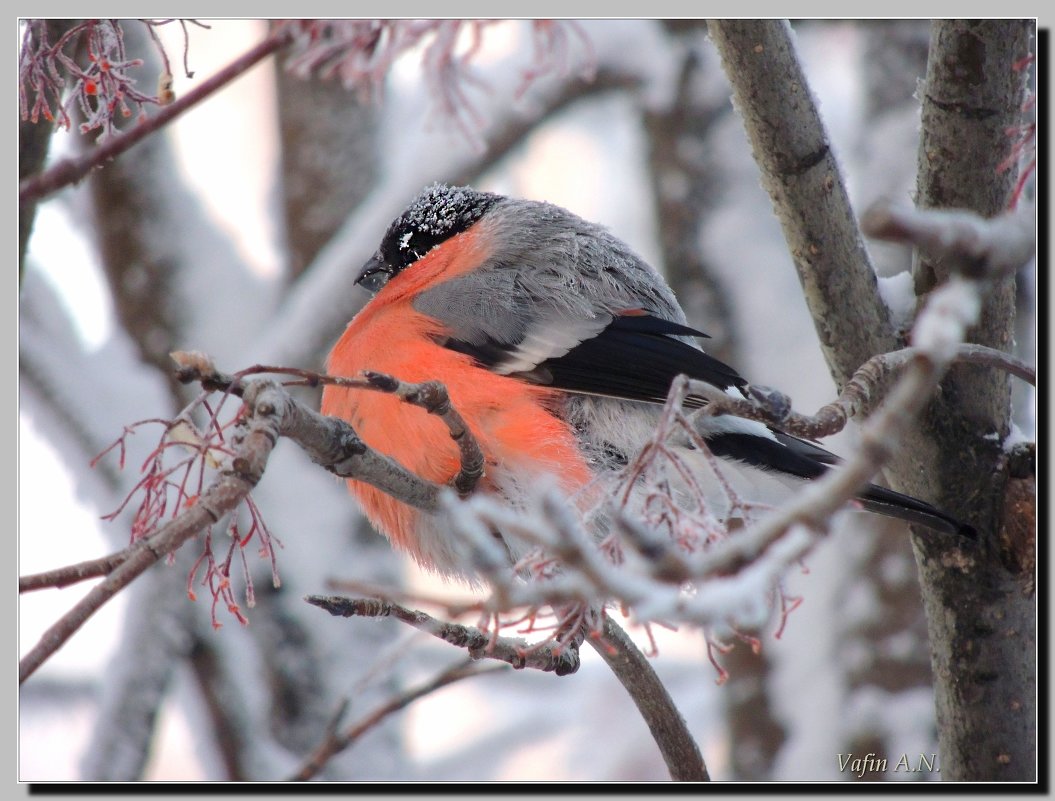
left=355, top=254, right=394, bottom=294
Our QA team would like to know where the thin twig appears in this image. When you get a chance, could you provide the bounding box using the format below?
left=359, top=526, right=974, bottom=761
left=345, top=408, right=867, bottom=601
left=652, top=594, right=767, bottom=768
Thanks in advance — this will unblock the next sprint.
left=362, top=371, right=484, bottom=498
left=684, top=341, right=1036, bottom=441
left=306, top=594, right=709, bottom=781
left=290, top=658, right=506, bottom=781
left=19, top=26, right=292, bottom=205
left=305, top=595, right=581, bottom=675
left=19, top=380, right=285, bottom=684
left=175, top=356, right=486, bottom=505
left=20, top=552, right=132, bottom=593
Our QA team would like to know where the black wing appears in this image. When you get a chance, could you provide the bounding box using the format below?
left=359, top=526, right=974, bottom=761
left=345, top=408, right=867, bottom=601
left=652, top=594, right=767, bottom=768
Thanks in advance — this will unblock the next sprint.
left=443, top=312, right=747, bottom=405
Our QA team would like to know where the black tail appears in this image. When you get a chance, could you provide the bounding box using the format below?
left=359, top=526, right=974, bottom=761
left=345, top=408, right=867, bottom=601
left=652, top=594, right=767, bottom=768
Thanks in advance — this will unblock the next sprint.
left=704, top=428, right=976, bottom=540
left=859, top=484, right=976, bottom=539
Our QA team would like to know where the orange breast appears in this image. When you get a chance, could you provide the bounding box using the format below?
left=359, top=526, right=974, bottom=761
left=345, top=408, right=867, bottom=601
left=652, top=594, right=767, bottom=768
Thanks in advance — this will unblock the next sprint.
left=321, top=230, right=593, bottom=568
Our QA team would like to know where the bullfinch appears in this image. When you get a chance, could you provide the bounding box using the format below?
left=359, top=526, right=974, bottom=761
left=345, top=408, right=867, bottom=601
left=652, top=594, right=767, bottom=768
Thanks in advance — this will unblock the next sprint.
left=321, top=184, right=971, bottom=580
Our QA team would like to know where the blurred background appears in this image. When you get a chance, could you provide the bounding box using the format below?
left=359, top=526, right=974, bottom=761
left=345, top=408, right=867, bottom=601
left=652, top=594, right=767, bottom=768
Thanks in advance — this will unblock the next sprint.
left=18, top=19, right=1036, bottom=781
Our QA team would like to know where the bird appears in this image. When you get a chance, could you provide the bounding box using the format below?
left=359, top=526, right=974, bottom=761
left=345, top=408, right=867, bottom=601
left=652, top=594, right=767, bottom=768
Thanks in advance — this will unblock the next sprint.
left=321, top=184, right=972, bottom=580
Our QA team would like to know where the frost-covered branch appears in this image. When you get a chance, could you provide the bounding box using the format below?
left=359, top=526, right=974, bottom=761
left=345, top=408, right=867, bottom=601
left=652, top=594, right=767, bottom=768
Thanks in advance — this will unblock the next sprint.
left=20, top=19, right=161, bottom=134
left=172, top=356, right=484, bottom=507
left=914, top=20, right=1033, bottom=292
left=862, top=201, right=1035, bottom=283
left=306, top=596, right=581, bottom=675
left=404, top=202, right=1023, bottom=643
left=18, top=19, right=82, bottom=267
left=19, top=25, right=292, bottom=205
left=19, top=352, right=492, bottom=678
left=682, top=340, right=1034, bottom=442
left=19, top=379, right=285, bottom=684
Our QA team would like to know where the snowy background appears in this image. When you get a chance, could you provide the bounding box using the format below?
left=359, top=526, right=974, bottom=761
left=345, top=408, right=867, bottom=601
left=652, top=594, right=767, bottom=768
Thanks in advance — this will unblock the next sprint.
left=18, top=19, right=1036, bottom=782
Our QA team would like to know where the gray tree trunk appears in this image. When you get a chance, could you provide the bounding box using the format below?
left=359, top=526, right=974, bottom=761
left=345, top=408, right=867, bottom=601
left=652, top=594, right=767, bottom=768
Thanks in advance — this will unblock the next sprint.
left=905, top=19, right=1035, bottom=782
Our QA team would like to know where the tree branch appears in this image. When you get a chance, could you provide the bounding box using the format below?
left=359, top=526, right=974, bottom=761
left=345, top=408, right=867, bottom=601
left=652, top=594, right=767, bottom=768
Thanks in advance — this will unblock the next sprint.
left=411, top=202, right=1022, bottom=630
left=19, top=379, right=285, bottom=684
left=359, top=372, right=484, bottom=498
left=590, top=617, right=709, bottom=781
left=682, top=339, right=1034, bottom=443
left=18, top=25, right=292, bottom=205
left=290, top=658, right=506, bottom=781
left=173, top=357, right=484, bottom=507
left=20, top=552, right=131, bottom=592
left=863, top=201, right=1035, bottom=283
left=706, top=19, right=898, bottom=387
left=706, top=22, right=1035, bottom=780
left=306, top=595, right=581, bottom=675
left=19, top=357, right=490, bottom=681
left=306, top=595, right=708, bottom=781
left=882, top=43, right=1038, bottom=766
left=18, top=18, right=82, bottom=270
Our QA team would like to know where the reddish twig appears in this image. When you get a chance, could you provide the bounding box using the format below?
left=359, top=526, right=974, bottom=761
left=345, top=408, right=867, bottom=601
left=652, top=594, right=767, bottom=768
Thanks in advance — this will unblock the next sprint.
left=282, top=20, right=595, bottom=153
left=18, top=380, right=285, bottom=684
left=19, top=25, right=292, bottom=205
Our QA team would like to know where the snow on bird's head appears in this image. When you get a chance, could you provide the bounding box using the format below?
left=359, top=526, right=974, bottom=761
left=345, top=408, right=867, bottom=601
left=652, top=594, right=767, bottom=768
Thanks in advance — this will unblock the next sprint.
left=378, top=184, right=503, bottom=271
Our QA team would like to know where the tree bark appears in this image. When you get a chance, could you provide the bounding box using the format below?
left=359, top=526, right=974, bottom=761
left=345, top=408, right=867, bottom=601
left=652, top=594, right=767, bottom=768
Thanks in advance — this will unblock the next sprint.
left=708, top=19, right=1036, bottom=782
left=839, top=22, right=937, bottom=780
left=706, top=19, right=898, bottom=391
left=906, top=19, right=1035, bottom=782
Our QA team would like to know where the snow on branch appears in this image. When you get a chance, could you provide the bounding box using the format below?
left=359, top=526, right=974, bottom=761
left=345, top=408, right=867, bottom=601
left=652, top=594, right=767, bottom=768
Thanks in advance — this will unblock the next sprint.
left=19, top=377, right=285, bottom=684
left=861, top=200, right=1035, bottom=282
left=164, top=356, right=484, bottom=508
left=678, top=340, right=1034, bottom=442
left=18, top=23, right=291, bottom=205
left=21, top=198, right=1032, bottom=692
